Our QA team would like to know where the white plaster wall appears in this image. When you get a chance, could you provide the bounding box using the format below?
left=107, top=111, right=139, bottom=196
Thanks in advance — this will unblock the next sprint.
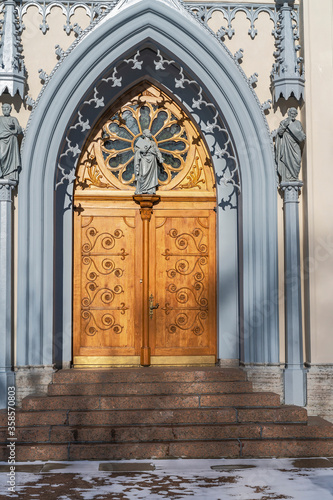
left=302, top=0, right=333, bottom=365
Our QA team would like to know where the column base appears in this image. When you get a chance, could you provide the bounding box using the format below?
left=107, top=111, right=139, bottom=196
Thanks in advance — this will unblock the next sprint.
left=284, top=367, right=307, bottom=406
left=244, top=365, right=284, bottom=400
left=140, top=347, right=151, bottom=367
left=14, top=365, right=55, bottom=407
left=217, top=359, right=240, bottom=368
left=0, top=370, right=15, bottom=409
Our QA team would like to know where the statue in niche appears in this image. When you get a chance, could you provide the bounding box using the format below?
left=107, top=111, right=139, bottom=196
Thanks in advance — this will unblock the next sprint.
left=134, top=129, right=164, bottom=195
left=0, top=103, right=23, bottom=181
left=275, top=107, right=306, bottom=182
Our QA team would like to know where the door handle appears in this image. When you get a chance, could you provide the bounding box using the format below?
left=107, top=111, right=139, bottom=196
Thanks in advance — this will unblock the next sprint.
left=149, top=294, right=159, bottom=319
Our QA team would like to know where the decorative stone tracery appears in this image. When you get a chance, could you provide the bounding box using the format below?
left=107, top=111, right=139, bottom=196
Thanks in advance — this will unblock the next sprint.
left=188, top=2, right=281, bottom=40
left=56, top=48, right=240, bottom=208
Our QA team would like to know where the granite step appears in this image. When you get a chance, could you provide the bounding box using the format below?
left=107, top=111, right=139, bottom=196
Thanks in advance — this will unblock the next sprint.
left=68, top=408, right=238, bottom=426
left=261, top=417, right=333, bottom=438
left=22, top=392, right=281, bottom=411
left=0, top=407, right=238, bottom=428
left=2, top=438, right=333, bottom=461
left=48, top=380, right=253, bottom=396
left=240, top=439, right=333, bottom=459
left=2, top=367, right=333, bottom=461
left=0, top=423, right=263, bottom=443
left=52, top=367, right=247, bottom=384
left=0, top=405, right=309, bottom=430
left=237, top=406, right=307, bottom=423
left=3, top=419, right=331, bottom=444
left=0, top=409, right=68, bottom=427
left=67, top=406, right=308, bottom=427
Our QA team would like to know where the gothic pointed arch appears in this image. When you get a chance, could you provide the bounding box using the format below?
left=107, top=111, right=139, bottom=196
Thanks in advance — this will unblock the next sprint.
left=17, top=0, right=279, bottom=368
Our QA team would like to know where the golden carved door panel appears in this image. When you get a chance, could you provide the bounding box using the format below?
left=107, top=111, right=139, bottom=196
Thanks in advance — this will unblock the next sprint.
left=73, top=205, right=216, bottom=366
left=73, top=208, right=142, bottom=365
left=149, top=209, right=216, bottom=363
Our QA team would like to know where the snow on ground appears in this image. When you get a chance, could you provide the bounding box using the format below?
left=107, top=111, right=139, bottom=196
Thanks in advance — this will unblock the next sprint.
left=0, top=458, right=332, bottom=499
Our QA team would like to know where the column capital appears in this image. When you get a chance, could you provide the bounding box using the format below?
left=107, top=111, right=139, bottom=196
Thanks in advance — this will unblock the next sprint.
left=0, top=179, right=17, bottom=201
left=133, top=194, right=160, bottom=221
left=280, top=180, right=303, bottom=203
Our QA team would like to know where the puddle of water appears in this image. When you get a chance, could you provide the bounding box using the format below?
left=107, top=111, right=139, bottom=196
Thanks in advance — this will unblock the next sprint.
left=99, top=463, right=156, bottom=472
left=211, top=464, right=256, bottom=471
left=292, top=459, right=333, bottom=469
left=42, top=463, right=72, bottom=472
left=0, top=464, right=43, bottom=473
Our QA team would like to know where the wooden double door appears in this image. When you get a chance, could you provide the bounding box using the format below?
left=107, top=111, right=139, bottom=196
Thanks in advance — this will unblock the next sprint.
left=73, top=197, right=217, bottom=366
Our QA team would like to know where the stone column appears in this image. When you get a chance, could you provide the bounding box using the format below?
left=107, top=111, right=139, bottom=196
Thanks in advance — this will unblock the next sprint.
left=0, top=179, right=16, bottom=408
left=281, top=180, right=306, bottom=406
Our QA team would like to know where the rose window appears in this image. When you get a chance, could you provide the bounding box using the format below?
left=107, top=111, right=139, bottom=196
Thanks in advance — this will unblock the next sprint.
left=77, top=84, right=215, bottom=193
left=101, top=102, right=190, bottom=187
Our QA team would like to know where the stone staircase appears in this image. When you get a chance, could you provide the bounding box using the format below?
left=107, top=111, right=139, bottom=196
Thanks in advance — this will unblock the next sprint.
left=1, top=367, right=333, bottom=461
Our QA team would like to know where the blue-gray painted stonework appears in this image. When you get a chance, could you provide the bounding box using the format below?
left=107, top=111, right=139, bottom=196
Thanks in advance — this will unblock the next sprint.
left=16, top=0, right=279, bottom=371
left=188, top=2, right=280, bottom=41
left=271, top=0, right=305, bottom=101
left=0, top=103, right=23, bottom=181
left=0, top=180, right=16, bottom=409
left=276, top=108, right=306, bottom=182
left=281, top=181, right=306, bottom=406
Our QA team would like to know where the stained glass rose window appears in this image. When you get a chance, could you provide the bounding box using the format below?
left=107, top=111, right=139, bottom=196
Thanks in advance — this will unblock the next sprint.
left=76, top=85, right=215, bottom=193
left=100, top=101, right=190, bottom=187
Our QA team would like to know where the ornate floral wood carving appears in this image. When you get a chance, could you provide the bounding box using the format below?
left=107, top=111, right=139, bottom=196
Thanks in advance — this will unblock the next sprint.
left=80, top=217, right=129, bottom=337
left=161, top=223, right=210, bottom=338
left=179, top=156, right=205, bottom=190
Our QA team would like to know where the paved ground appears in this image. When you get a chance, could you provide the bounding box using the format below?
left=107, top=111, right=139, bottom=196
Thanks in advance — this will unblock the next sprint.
left=0, top=458, right=333, bottom=499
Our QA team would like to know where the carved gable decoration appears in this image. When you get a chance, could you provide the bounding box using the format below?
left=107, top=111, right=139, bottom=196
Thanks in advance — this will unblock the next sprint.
left=75, top=83, right=215, bottom=194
